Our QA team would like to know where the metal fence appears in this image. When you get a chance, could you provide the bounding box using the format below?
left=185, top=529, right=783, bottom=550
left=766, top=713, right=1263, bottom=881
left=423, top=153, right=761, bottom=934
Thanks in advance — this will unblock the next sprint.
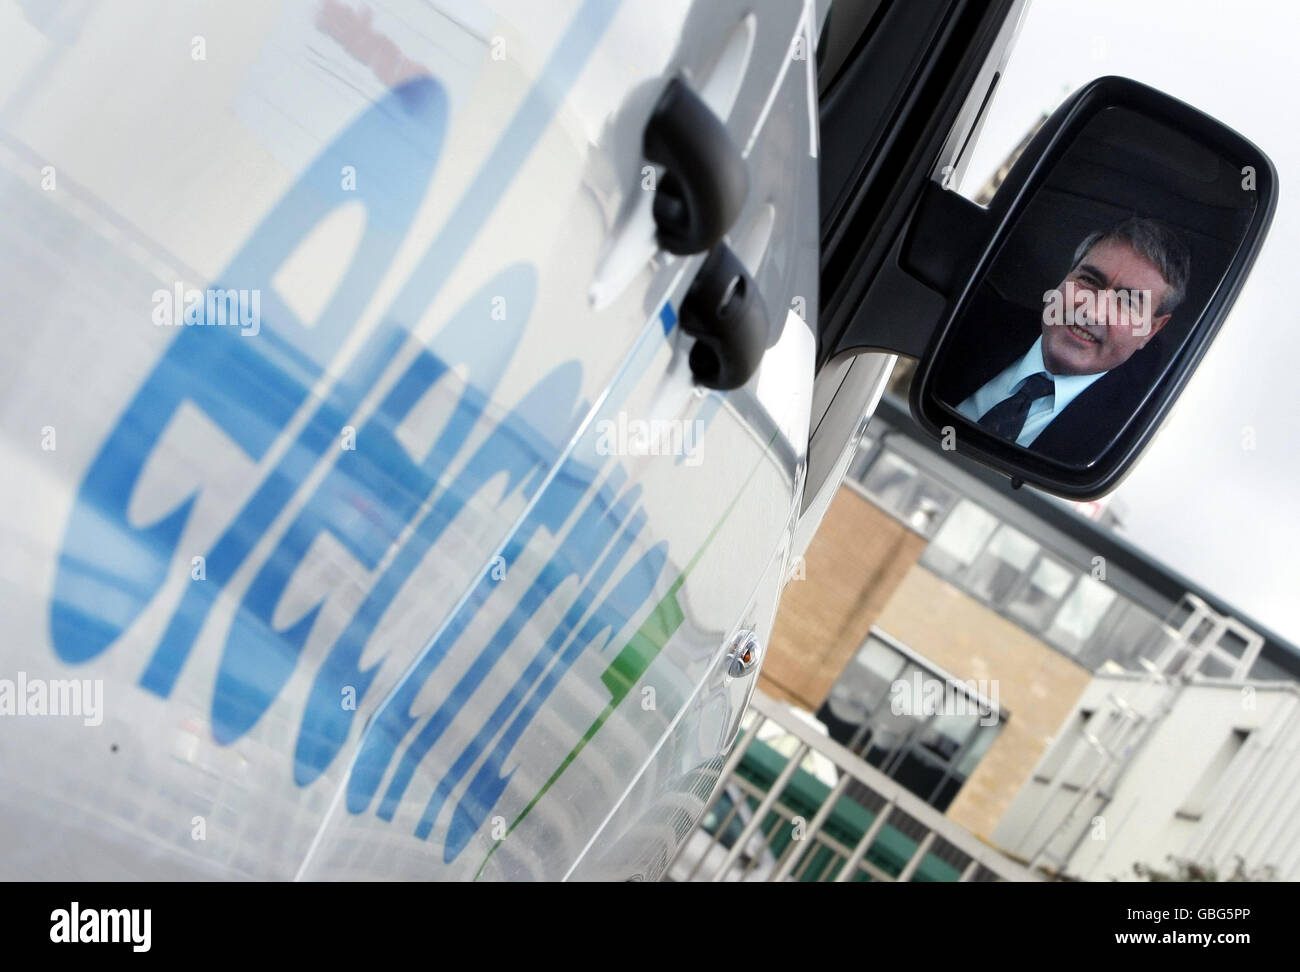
left=665, top=689, right=1037, bottom=882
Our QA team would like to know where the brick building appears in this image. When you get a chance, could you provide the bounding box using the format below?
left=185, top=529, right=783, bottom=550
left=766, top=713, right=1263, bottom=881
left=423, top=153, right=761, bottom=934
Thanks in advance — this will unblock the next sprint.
left=759, top=394, right=1300, bottom=852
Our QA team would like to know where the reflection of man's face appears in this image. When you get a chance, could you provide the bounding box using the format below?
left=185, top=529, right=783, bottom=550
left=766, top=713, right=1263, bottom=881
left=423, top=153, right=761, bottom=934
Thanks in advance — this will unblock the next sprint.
left=1040, top=238, right=1172, bottom=376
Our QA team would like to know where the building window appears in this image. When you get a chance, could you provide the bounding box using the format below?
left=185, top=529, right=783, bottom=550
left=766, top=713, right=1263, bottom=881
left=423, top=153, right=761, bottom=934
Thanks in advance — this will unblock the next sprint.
left=922, top=499, right=1143, bottom=661
left=854, top=447, right=958, bottom=537
left=873, top=463, right=1263, bottom=680
left=1046, top=575, right=1117, bottom=655
left=924, top=499, right=1000, bottom=576
left=1081, top=599, right=1167, bottom=673
left=822, top=635, right=907, bottom=727
left=1005, top=555, right=1075, bottom=631
left=966, top=525, right=1041, bottom=606
left=817, top=631, right=1005, bottom=812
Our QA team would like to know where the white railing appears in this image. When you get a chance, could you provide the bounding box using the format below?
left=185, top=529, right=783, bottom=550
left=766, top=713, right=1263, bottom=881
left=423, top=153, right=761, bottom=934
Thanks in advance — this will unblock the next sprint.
left=665, top=689, right=1038, bottom=882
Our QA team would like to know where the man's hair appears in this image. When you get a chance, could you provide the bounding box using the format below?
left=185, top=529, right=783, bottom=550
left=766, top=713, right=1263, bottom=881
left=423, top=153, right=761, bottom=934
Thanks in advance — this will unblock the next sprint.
left=1070, top=216, right=1192, bottom=316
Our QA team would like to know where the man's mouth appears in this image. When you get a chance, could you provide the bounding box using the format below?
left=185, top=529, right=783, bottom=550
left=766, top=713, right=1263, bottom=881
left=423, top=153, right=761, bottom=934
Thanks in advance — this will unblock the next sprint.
left=1064, top=323, right=1101, bottom=345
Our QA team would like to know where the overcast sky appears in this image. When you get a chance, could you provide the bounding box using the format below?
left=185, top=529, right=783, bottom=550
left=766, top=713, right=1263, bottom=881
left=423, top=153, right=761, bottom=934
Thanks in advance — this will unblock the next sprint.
left=957, top=0, right=1300, bottom=645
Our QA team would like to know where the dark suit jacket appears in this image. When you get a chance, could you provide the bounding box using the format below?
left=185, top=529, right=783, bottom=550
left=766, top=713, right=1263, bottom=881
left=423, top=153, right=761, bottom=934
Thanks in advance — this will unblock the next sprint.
left=936, top=284, right=1162, bottom=468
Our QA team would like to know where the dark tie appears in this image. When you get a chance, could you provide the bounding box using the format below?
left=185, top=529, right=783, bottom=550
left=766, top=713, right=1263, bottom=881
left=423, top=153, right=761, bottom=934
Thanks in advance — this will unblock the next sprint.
left=977, top=372, right=1055, bottom=441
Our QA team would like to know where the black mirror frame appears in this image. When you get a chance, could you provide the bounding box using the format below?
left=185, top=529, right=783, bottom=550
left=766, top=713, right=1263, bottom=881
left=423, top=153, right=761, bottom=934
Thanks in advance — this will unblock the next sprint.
left=910, top=76, right=1278, bottom=500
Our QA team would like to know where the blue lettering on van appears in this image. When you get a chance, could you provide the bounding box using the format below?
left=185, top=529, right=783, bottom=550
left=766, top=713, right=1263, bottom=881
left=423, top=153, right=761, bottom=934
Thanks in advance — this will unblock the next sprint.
left=212, top=262, right=538, bottom=745
left=331, top=360, right=590, bottom=809
left=50, top=77, right=448, bottom=673
left=408, top=470, right=647, bottom=840
left=372, top=461, right=640, bottom=823
left=443, top=542, right=669, bottom=861
left=48, top=0, right=685, bottom=861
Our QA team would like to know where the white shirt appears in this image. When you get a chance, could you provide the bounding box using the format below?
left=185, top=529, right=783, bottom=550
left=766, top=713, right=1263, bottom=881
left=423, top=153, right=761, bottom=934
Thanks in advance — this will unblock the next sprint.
left=956, top=337, right=1106, bottom=446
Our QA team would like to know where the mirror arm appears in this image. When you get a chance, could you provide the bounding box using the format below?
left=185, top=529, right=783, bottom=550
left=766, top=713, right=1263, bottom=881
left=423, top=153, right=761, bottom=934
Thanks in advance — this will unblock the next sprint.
left=901, top=183, right=993, bottom=296
left=822, top=182, right=993, bottom=363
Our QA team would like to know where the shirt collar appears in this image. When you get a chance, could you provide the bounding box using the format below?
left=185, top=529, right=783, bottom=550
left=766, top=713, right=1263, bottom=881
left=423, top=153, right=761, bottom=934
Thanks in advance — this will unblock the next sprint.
left=1006, top=336, right=1107, bottom=412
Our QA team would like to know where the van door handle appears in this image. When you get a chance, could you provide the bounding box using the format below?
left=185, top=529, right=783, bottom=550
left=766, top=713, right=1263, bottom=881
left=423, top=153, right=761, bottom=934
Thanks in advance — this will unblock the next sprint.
left=643, top=77, right=748, bottom=255
left=680, top=243, right=768, bottom=390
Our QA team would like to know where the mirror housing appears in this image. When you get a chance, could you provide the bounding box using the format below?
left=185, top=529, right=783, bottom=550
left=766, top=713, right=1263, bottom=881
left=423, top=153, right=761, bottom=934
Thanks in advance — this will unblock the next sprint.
left=829, top=76, right=1277, bottom=500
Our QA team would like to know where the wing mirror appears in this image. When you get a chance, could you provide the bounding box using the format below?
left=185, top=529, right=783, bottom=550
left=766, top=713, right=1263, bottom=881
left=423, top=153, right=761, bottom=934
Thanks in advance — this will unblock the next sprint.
left=829, top=76, right=1277, bottom=499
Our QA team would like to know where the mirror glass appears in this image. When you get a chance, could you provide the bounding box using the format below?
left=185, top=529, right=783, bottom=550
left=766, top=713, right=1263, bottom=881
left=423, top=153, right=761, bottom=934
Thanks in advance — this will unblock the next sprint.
left=933, top=106, right=1257, bottom=468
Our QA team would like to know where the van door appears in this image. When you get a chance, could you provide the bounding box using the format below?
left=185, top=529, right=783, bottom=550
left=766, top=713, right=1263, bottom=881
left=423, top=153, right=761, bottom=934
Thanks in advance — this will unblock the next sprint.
left=0, top=0, right=821, bottom=880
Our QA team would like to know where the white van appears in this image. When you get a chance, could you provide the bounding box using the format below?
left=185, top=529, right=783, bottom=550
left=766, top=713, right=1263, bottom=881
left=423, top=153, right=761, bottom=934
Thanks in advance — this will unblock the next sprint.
left=0, top=0, right=1274, bottom=880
